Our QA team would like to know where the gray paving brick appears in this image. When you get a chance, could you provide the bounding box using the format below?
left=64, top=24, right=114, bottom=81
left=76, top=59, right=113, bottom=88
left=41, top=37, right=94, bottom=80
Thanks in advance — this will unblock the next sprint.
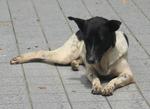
left=128, top=43, right=149, bottom=59
left=143, top=45, right=150, bottom=54
left=29, top=84, right=64, bottom=94
left=132, top=0, right=150, bottom=22
left=57, top=0, right=90, bottom=32
left=0, top=2, right=18, bottom=63
left=0, top=63, right=23, bottom=77
left=32, top=102, right=71, bottom=109
left=110, top=100, right=150, bottom=109
left=23, top=63, right=59, bottom=77
left=68, top=92, right=106, bottom=102
left=0, top=77, right=25, bottom=86
left=56, top=66, right=90, bottom=85
left=0, top=44, right=18, bottom=63
left=134, top=73, right=150, bottom=82
left=72, top=101, right=111, bottom=109
left=62, top=74, right=90, bottom=85
left=0, top=94, right=29, bottom=105
left=142, top=91, right=150, bottom=104
left=107, top=91, right=143, bottom=101
left=137, top=81, right=150, bottom=91
left=32, top=0, right=72, bottom=49
left=27, top=76, right=62, bottom=85
left=108, top=0, right=150, bottom=49
left=114, top=84, right=138, bottom=92
left=0, top=103, right=32, bottom=109
left=0, top=0, right=10, bottom=21
left=31, top=93, right=68, bottom=103
left=0, top=85, right=26, bottom=95
left=65, top=84, right=91, bottom=93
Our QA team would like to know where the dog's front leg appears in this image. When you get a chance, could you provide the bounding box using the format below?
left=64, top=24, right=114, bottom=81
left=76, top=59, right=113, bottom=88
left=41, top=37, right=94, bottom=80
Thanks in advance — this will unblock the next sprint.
left=85, top=65, right=102, bottom=95
left=102, top=58, right=134, bottom=96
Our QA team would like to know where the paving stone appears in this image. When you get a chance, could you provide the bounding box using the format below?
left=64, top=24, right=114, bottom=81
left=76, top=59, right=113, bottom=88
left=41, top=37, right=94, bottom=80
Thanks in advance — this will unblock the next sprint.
left=0, top=94, right=29, bottom=105
left=29, top=84, right=64, bottom=94
left=0, top=103, right=32, bottom=109
left=0, top=63, right=23, bottom=77
left=132, top=0, right=150, bottom=20
left=32, top=102, right=71, bottom=109
left=32, top=0, right=72, bottom=49
left=110, top=100, right=150, bottom=109
left=68, top=92, right=106, bottom=102
left=31, top=93, right=68, bottom=103
left=137, top=81, right=150, bottom=91
left=0, top=77, right=25, bottom=86
left=108, top=0, right=150, bottom=47
left=142, top=91, right=150, bottom=104
left=23, top=63, right=59, bottom=77
left=57, top=0, right=90, bottom=32
left=65, top=84, right=91, bottom=93
left=72, top=101, right=111, bottom=109
left=27, top=76, right=62, bottom=85
left=107, top=90, right=143, bottom=101
left=0, top=0, right=10, bottom=21
left=0, top=85, right=26, bottom=95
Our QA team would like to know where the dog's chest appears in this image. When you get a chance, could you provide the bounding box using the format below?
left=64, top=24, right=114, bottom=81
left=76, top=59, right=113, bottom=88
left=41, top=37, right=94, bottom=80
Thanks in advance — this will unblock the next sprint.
left=93, top=63, right=111, bottom=76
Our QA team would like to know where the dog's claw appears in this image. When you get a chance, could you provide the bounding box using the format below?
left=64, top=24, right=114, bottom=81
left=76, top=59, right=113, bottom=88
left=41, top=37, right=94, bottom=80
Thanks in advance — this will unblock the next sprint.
left=91, top=89, right=101, bottom=95
left=91, top=82, right=102, bottom=95
left=10, top=56, right=22, bottom=64
left=101, top=85, right=114, bottom=96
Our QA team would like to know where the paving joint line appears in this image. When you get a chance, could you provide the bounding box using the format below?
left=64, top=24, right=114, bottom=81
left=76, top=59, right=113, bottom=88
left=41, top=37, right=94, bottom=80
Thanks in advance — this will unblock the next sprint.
left=29, top=0, right=73, bottom=108
left=56, top=0, right=74, bottom=33
left=30, top=0, right=50, bottom=48
left=131, top=0, right=150, bottom=22
left=79, top=0, right=113, bottom=108
left=106, top=0, right=150, bottom=107
left=106, top=0, right=150, bottom=58
left=6, top=1, right=33, bottom=109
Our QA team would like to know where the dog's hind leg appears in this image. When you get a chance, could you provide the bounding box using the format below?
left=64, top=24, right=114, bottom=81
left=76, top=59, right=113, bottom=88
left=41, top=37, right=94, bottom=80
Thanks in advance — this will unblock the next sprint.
left=10, top=33, right=84, bottom=65
left=10, top=50, right=70, bottom=64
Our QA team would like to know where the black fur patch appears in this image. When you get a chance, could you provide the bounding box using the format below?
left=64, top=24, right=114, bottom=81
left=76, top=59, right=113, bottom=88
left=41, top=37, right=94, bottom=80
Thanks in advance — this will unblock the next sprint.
left=69, top=16, right=121, bottom=64
left=123, top=33, right=129, bottom=46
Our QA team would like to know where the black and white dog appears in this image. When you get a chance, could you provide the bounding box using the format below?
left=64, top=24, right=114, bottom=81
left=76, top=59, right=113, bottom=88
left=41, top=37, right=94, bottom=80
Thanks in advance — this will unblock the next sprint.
left=10, top=16, right=134, bottom=96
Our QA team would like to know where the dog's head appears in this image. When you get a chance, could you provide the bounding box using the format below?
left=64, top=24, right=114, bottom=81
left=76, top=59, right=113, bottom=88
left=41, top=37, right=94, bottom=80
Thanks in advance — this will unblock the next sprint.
left=68, top=16, right=121, bottom=64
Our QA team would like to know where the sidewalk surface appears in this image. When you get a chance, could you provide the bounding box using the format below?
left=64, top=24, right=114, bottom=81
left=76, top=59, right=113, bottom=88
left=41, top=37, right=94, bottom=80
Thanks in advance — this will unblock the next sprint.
left=0, top=0, right=150, bottom=109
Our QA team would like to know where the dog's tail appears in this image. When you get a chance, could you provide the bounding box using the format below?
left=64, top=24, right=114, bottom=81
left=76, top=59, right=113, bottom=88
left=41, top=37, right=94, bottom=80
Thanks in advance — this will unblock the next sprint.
left=10, top=33, right=83, bottom=65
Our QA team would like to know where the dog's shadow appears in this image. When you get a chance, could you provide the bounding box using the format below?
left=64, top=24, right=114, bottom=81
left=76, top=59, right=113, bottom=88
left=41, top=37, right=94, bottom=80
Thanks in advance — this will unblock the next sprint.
left=25, top=62, right=114, bottom=89
left=66, top=66, right=116, bottom=90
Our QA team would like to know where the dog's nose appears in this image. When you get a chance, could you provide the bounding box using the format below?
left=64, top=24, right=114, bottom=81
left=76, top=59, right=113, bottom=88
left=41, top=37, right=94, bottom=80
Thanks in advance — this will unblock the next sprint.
left=87, top=57, right=95, bottom=64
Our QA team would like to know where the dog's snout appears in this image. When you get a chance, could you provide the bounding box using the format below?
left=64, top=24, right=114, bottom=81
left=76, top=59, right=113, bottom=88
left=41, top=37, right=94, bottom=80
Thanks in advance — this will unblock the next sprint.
left=87, top=56, right=95, bottom=64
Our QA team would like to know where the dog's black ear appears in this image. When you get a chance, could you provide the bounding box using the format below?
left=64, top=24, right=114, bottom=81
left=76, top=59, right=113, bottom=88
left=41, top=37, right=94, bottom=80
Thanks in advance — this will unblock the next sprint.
left=68, top=16, right=85, bottom=33
left=111, top=34, right=116, bottom=47
left=106, top=20, right=121, bottom=31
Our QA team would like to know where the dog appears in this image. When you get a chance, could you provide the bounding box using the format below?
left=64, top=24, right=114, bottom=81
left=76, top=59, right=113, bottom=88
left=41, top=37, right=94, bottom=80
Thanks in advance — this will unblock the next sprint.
left=10, top=16, right=134, bottom=96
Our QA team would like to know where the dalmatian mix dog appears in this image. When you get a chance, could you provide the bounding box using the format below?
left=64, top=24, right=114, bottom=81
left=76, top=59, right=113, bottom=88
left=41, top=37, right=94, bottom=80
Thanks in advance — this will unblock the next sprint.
left=10, top=16, right=134, bottom=96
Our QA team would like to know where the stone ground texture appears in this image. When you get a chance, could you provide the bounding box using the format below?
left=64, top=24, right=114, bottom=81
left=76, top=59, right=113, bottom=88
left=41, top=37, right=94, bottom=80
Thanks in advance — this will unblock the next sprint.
left=0, top=0, right=150, bottom=109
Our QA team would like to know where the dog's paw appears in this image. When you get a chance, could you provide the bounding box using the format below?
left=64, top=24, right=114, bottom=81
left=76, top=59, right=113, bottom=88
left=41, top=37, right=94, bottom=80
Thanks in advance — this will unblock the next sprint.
left=91, top=80, right=102, bottom=95
left=10, top=56, right=22, bottom=64
left=71, top=60, right=79, bottom=71
left=102, top=85, right=115, bottom=96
